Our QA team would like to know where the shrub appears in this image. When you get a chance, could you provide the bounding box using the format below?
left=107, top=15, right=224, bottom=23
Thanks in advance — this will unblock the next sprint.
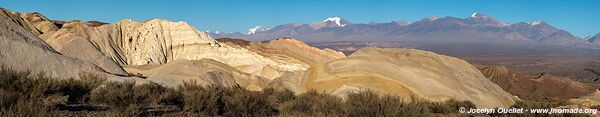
left=54, top=74, right=105, bottom=104
left=345, top=91, right=381, bottom=116
left=179, top=81, right=278, bottom=116
left=591, top=105, right=600, bottom=110
left=158, top=88, right=183, bottom=107
left=265, top=88, right=296, bottom=104
left=279, top=90, right=345, bottom=116
left=222, top=87, right=277, bottom=116
left=389, top=96, right=430, bottom=116
left=0, top=98, right=59, bottom=117
left=179, top=81, right=224, bottom=115
left=428, top=99, right=476, bottom=114
left=345, top=91, right=430, bottom=116
left=90, top=81, right=164, bottom=112
left=0, top=68, right=61, bottom=116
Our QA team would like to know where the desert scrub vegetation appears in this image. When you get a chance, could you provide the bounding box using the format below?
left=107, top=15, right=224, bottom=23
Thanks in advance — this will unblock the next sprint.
left=0, top=68, right=104, bottom=116
left=5, top=67, right=558, bottom=116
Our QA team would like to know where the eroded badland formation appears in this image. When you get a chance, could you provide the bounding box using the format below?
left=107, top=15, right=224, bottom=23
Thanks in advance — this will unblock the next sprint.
left=1, top=7, right=600, bottom=115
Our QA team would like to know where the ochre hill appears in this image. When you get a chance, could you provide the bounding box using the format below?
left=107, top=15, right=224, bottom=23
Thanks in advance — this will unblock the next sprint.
left=300, top=47, right=516, bottom=108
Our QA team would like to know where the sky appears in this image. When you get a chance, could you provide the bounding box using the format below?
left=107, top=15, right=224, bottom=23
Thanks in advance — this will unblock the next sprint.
left=2, top=0, right=599, bottom=37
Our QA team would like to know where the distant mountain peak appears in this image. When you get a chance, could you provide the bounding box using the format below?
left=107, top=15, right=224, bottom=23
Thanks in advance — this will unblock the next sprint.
left=529, top=20, right=545, bottom=26
left=470, top=12, right=487, bottom=18
left=322, top=17, right=350, bottom=27
left=426, top=16, right=439, bottom=21
left=248, top=26, right=270, bottom=35
left=206, top=30, right=221, bottom=34
left=467, top=12, right=509, bottom=27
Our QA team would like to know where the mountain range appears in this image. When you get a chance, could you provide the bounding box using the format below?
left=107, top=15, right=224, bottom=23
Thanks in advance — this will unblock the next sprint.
left=209, top=12, right=599, bottom=48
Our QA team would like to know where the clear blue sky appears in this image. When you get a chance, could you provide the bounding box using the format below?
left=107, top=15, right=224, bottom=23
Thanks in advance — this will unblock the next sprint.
left=2, top=0, right=599, bottom=37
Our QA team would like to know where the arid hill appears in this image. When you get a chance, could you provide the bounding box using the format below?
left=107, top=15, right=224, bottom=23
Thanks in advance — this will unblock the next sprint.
left=0, top=8, right=145, bottom=83
left=2, top=8, right=520, bottom=108
left=476, top=65, right=599, bottom=100
left=298, top=47, right=516, bottom=108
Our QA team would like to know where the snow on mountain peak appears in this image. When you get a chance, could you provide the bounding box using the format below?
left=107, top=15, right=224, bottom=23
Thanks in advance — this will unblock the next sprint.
left=471, top=12, right=483, bottom=18
left=323, top=17, right=347, bottom=27
left=470, top=12, right=492, bottom=19
left=248, top=26, right=270, bottom=35
left=529, top=20, right=544, bottom=26
left=206, top=30, right=221, bottom=34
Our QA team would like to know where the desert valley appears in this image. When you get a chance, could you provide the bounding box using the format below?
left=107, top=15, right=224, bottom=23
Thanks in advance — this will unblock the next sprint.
left=1, top=2, right=600, bottom=116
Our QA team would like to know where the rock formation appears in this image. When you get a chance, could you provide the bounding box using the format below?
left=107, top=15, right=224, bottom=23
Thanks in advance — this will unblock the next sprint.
left=39, top=29, right=129, bottom=76
left=46, top=19, right=309, bottom=79
left=300, top=47, right=516, bottom=108
left=123, top=59, right=270, bottom=91
left=477, top=65, right=598, bottom=100
left=0, top=8, right=142, bottom=82
left=247, top=37, right=346, bottom=66
left=568, top=90, right=600, bottom=107
left=18, top=12, right=59, bottom=35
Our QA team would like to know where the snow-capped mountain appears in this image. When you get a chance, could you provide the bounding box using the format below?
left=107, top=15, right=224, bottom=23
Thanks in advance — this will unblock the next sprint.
left=248, top=26, right=270, bottom=35
left=322, top=17, right=351, bottom=27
